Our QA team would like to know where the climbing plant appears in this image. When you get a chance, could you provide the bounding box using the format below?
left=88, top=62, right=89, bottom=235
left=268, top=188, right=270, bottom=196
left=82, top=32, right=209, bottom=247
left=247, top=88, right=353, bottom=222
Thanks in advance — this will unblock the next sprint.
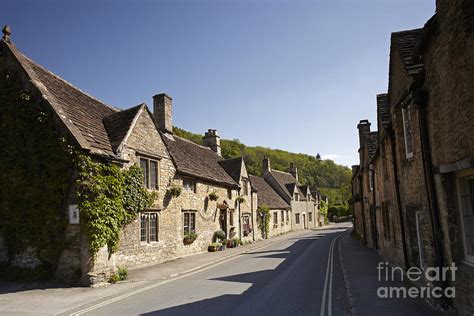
left=0, top=76, right=77, bottom=272
left=77, top=157, right=156, bottom=255
left=257, top=205, right=271, bottom=239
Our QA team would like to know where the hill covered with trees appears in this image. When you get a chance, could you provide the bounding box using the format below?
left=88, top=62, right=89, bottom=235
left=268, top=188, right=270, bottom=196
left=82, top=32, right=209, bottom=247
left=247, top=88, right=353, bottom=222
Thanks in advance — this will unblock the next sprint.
left=174, top=127, right=352, bottom=210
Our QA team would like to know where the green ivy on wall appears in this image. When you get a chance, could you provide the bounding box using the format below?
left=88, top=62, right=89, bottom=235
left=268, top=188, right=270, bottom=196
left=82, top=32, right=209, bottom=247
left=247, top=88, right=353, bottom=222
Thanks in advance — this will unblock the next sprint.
left=77, top=157, right=156, bottom=256
left=0, top=76, right=77, bottom=272
left=257, top=205, right=271, bottom=239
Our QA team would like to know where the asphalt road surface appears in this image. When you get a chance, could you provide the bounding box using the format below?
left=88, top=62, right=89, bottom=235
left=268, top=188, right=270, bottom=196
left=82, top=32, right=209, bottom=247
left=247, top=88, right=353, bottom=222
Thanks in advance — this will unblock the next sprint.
left=71, top=223, right=352, bottom=316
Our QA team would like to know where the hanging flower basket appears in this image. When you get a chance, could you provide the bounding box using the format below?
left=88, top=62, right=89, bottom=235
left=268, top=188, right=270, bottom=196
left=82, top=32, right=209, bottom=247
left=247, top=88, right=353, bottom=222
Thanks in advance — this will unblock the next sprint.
left=183, top=231, right=198, bottom=245
left=235, top=196, right=245, bottom=204
left=168, top=185, right=182, bottom=198
left=208, top=191, right=219, bottom=201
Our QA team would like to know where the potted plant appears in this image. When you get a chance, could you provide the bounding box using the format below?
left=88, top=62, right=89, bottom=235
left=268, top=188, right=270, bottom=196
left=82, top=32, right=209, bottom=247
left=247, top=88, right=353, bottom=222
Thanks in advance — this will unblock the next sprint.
left=226, top=239, right=234, bottom=248
left=168, top=185, right=182, bottom=198
left=232, top=238, right=241, bottom=247
left=218, top=239, right=227, bottom=251
left=208, top=191, right=219, bottom=201
left=235, top=196, right=245, bottom=204
left=208, top=242, right=220, bottom=252
left=183, top=231, right=198, bottom=245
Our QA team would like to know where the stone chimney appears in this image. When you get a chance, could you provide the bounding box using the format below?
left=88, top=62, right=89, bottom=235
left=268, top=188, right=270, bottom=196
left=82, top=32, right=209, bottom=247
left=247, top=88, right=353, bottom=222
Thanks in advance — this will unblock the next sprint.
left=203, top=129, right=221, bottom=156
left=262, top=156, right=271, bottom=174
left=153, top=93, right=173, bottom=134
left=288, top=162, right=298, bottom=181
left=357, top=120, right=371, bottom=149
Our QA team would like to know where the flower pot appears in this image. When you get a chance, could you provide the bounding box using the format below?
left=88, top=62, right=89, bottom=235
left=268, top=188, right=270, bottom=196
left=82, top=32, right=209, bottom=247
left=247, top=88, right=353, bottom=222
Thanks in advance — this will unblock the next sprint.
left=183, top=238, right=195, bottom=245
left=208, top=245, right=217, bottom=252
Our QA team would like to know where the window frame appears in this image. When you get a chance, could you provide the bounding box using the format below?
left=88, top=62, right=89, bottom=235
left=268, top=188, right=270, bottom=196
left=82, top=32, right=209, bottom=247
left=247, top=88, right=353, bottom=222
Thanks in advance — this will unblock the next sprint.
left=295, top=213, right=300, bottom=224
left=183, top=211, right=196, bottom=236
left=308, top=212, right=312, bottom=222
left=242, top=178, right=249, bottom=196
left=401, top=106, right=414, bottom=159
left=273, top=212, right=278, bottom=225
left=139, top=157, right=159, bottom=190
left=242, top=215, right=251, bottom=233
left=457, top=170, right=474, bottom=266
left=140, top=212, right=159, bottom=244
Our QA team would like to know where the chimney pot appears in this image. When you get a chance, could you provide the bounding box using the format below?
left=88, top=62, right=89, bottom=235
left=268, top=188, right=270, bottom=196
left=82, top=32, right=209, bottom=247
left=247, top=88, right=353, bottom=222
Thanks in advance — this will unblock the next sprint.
left=203, top=129, right=221, bottom=156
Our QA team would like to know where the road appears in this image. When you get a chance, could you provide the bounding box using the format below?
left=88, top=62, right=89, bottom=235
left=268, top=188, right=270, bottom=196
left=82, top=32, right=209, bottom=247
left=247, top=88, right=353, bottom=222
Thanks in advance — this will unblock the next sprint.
left=71, top=223, right=352, bottom=316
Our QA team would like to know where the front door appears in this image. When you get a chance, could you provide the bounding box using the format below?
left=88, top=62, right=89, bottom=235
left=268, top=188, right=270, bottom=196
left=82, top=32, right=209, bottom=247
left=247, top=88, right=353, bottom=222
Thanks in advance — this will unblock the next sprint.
left=303, top=214, right=307, bottom=229
left=219, top=209, right=227, bottom=237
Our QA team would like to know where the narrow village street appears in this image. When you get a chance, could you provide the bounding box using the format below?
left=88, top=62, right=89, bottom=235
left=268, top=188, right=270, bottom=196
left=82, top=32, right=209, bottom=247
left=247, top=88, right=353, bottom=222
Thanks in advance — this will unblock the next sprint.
left=0, top=223, right=443, bottom=315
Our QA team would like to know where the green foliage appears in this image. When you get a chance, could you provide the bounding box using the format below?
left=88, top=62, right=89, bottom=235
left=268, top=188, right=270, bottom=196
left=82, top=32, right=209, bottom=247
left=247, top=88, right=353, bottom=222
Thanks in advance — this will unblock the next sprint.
left=257, top=205, right=271, bottom=238
left=235, top=196, right=245, bottom=204
left=77, top=157, right=156, bottom=256
left=167, top=185, right=182, bottom=198
left=213, top=230, right=226, bottom=242
left=173, top=126, right=352, bottom=207
left=208, top=191, right=219, bottom=201
left=117, top=266, right=128, bottom=281
left=328, top=203, right=352, bottom=218
left=108, top=274, right=120, bottom=284
left=320, top=200, right=329, bottom=224
left=0, top=77, right=77, bottom=273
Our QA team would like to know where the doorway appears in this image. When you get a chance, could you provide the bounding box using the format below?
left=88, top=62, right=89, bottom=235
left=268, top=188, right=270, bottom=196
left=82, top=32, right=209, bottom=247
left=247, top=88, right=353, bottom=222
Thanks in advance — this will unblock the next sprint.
left=219, top=209, right=227, bottom=237
left=303, top=214, right=307, bottom=229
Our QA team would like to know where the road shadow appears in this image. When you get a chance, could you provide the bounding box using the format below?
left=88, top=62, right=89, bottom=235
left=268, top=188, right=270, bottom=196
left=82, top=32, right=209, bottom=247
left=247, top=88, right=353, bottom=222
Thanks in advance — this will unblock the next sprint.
left=139, top=231, right=344, bottom=316
left=0, top=280, right=82, bottom=294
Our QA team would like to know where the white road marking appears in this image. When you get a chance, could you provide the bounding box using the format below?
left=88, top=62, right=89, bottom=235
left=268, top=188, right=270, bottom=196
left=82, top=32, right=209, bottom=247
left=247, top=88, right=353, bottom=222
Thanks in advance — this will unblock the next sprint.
left=320, top=230, right=345, bottom=316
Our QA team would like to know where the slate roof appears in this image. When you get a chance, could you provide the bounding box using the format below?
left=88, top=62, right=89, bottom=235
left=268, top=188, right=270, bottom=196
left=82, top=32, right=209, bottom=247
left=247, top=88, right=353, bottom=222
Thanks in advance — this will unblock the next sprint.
left=377, top=93, right=390, bottom=129
left=103, top=104, right=144, bottom=152
left=365, top=132, right=379, bottom=161
left=391, top=28, right=424, bottom=73
left=4, top=40, right=122, bottom=157
left=249, top=175, right=290, bottom=209
left=270, top=169, right=305, bottom=199
left=219, top=157, right=243, bottom=183
left=161, top=134, right=239, bottom=188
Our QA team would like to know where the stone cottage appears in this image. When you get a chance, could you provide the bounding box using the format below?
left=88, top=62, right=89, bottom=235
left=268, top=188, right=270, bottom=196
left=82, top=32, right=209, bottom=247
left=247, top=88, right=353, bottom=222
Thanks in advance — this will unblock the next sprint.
left=352, top=1, right=474, bottom=313
left=0, top=29, right=256, bottom=284
left=261, top=157, right=319, bottom=230
left=249, top=175, right=291, bottom=238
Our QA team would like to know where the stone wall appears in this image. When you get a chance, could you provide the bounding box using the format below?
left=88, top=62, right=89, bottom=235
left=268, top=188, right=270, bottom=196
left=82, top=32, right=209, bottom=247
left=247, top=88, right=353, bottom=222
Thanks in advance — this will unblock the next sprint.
left=268, top=209, right=292, bottom=237
left=291, top=200, right=308, bottom=230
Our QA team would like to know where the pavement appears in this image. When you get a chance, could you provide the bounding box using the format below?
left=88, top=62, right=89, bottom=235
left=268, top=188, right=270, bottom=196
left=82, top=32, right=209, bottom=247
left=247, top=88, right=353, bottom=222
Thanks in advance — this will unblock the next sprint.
left=0, top=222, right=448, bottom=316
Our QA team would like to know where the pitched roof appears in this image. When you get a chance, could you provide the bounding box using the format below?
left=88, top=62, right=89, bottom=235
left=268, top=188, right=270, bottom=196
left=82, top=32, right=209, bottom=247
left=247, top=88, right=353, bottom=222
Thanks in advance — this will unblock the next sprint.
left=391, top=28, right=424, bottom=73
left=161, top=134, right=239, bottom=188
left=270, top=169, right=306, bottom=199
left=219, top=157, right=243, bottom=183
left=4, top=40, right=121, bottom=157
left=377, top=94, right=390, bottom=129
left=249, top=175, right=290, bottom=209
left=365, top=132, right=379, bottom=161
left=103, top=104, right=144, bottom=152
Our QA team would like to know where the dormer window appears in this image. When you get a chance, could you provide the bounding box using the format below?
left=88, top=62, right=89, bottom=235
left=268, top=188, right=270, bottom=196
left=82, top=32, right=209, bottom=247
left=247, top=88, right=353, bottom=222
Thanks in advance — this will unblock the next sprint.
left=294, top=193, right=299, bottom=201
left=140, top=157, right=159, bottom=190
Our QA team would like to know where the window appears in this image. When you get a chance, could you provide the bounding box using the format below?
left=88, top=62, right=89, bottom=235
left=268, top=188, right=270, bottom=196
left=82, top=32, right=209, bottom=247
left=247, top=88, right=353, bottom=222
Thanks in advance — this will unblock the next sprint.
left=229, top=210, right=234, bottom=226
left=309, top=212, right=313, bottom=222
left=402, top=107, right=413, bottom=159
left=183, top=211, right=196, bottom=235
left=307, top=194, right=311, bottom=201
left=286, top=211, right=289, bottom=223
left=273, top=212, right=278, bottom=225
left=227, top=189, right=232, bottom=199
left=294, top=193, right=299, bottom=201
left=281, top=211, right=284, bottom=224
left=415, top=211, right=426, bottom=269
left=242, top=179, right=249, bottom=196
left=243, top=215, right=251, bottom=235
left=183, top=178, right=196, bottom=192
left=458, top=174, right=474, bottom=265
left=140, top=212, right=158, bottom=243
left=140, top=157, right=159, bottom=190
left=295, top=214, right=300, bottom=224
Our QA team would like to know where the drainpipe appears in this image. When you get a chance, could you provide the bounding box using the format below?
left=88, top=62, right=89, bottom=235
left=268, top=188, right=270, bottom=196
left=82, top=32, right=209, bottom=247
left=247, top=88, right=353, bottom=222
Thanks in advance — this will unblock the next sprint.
left=359, top=174, right=367, bottom=244
left=251, top=190, right=256, bottom=241
left=389, top=128, right=410, bottom=270
left=369, top=164, right=378, bottom=249
left=414, top=88, right=446, bottom=269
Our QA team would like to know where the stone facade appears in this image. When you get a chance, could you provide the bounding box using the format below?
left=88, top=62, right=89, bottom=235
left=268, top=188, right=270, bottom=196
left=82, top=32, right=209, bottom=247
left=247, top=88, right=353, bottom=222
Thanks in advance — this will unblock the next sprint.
left=352, top=1, right=474, bottom=313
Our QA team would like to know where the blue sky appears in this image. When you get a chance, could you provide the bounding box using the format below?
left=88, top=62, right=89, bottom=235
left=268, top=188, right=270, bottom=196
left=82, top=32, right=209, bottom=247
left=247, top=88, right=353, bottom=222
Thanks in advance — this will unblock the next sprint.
left=2, top=0, right=435, bottom=167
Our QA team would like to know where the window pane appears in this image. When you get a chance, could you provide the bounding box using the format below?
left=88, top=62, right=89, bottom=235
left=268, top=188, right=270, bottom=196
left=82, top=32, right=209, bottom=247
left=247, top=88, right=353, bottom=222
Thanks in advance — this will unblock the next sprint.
left=150, top=161, right=158, bottom=190
left=190, top=213, right=196, bottom=232
left=183, top=179, right=195, bottom=192
left=140, top=214, right=147, bottom=242
left=140, top=158, right=149, bottom=188
left=149, top=213, right=157, bottom=242
left=184, top=213, right=189, bottom=235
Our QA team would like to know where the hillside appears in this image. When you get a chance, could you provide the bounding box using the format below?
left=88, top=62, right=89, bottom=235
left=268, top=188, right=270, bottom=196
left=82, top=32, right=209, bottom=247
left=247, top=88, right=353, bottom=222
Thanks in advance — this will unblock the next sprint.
left=174, top=127, right=352, bottom=207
